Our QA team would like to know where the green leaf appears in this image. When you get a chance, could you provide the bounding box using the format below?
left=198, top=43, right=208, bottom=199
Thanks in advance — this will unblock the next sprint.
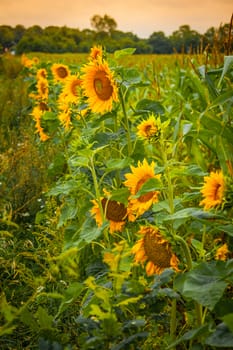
left=205, top=323, right=233, bottom=347
left=47, top=180, right=78, bottom=196
left=114, top=47, right=136, bottom=58
left=218, top=55, right=233, bottom=87
left=216, top=224, right=233, bottom=237
left=105, top=157, right=132, bottom=171
left=42, top=111, right=57, bottom=120
left=222, top=313, right=233, bottom=333
left=35, top=306, right=54, bottom=329
left=174, top=261, right=229, bottom=310
left=134, top=177, right=162, bottom=198
left=78, top=217, right=107, bottom=244
left=134, top=98, right=165, bottom=115
left=167, top=324, right=209, bottom=349
left=57, top=198, right=78, bottom=228
left=110, top=187, right=130, bottom=206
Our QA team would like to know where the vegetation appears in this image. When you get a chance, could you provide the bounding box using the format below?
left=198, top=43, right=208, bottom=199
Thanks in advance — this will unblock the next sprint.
left=0, top=14, right=232, bottom=54
left=0, top=33, right=233, bottom=350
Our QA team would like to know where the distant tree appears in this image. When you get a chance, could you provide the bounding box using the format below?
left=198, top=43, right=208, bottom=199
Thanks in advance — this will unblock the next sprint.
left=91, top=14, right=117, bottom=34
left=0, top=25, right=15, bottom=51
left=148, top=31, right=172, bottom=54
left=14, top=25, right=26, bottom=44
left=170, top=25, right=201, bottom=53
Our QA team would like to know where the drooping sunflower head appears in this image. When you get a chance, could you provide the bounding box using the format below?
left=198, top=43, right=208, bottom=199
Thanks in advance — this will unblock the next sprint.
left=89, top=45, right=103, bottom=61
left=132, top=226, right=179, bottom=276
left=81, top=59, right=118, bottom=114
left=51, top=63, right=70, bottom=82
left=90, top=194, right=127, bottom=233
left=124, top=159, right=161, bottom=220
left=199, top=170, right=225, bottom=210
left=137, top=114, right=161, bottom=141
left=36, top=77, right=49, bottom=100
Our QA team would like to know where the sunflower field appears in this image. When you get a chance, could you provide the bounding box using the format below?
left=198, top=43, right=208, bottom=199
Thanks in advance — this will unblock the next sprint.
left=0, top=44, right=233, bottom=350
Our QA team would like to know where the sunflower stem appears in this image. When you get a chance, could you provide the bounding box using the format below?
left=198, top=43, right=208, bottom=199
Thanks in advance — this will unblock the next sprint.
left=89, top=155, right=104, bottom=222
left=119, top=88, right=132, bottom=156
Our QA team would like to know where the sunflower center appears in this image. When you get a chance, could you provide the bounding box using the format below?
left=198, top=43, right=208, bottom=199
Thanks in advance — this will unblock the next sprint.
left=213, top=183, right=222, bottom=200
left=101, top=198, right=127, bottom=222
left=144, top=232, right=172, bottom=268
left=39, top=102, right=49, bottom=111
left=40, top=82, right=47, bottom=94
left=135, top=175, right=154, bottom=202
left=94, top=72, right=113, bottom=100
left=71, top=80, right=82, bottom=96
left=57, top=67, right=68, bottom=79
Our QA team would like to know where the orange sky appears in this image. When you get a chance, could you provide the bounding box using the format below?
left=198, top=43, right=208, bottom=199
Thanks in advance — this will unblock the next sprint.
left=1, top=0, right=232, bottom=37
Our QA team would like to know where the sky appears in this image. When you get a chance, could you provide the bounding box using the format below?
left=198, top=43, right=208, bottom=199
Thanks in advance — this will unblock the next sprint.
left=0, top=0, right=232, bottom=38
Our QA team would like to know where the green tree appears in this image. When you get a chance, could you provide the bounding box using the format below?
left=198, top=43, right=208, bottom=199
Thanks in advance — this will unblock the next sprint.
left=170, top=25, right=201, bottom=53
left=0, top=25, right=15, bottom=51
left=148, top=31, right=172, bottom=54
left=91, top=14, right=117, bottom=34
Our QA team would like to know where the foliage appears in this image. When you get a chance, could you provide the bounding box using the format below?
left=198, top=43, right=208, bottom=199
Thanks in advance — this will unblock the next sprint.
left=0, top=46, right=233, bottom=350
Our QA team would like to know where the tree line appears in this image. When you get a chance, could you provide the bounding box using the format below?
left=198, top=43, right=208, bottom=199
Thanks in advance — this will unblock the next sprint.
left=0, top=14, right=232, bottom=55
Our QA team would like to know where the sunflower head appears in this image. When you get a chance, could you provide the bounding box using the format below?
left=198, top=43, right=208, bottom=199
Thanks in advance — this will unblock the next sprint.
left=137, top=114, right=162, bottom=141
left=81, top=59, right=118, bottom=114
left=199, top=170, right=225, bottom=210
left=89, top=45, right=103, bottom=61
left=90, top=194, right=127, bottom=233
left=124, top=159, right=161, bottom=220
left=36, top=68, right=47, bottom=80
left=215, top=243, right=229, bottom=261
left=51, top=63, right=70, bottom=82
left=36, top=77, right=49, bottom=100
left=62, top=75, right=82, bottom=104
left=132, top=226, right=179, bottom=276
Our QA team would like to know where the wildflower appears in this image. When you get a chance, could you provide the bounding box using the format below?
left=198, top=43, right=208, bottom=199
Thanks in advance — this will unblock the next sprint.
left=132, top=226, right=179, bottom=276
left=199, top=170, right=225, bottom=210
left=51, top=63, right=70, bottom=82
left=215, top=243, right=229, bottom=261
left=124, top=159, right=161, bottom=220
left=91, top=194, right=127, bottom=233
left=81, top=59, right=118, bottom=114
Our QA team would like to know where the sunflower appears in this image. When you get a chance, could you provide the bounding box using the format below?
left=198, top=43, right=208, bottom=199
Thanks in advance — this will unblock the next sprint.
left=81, top=59, right=118, bottom=114
left=36, top=68, right=47, bottom=80
left=199, top=170, right=225, bottom=210
left=31, top=105, right=49, bottom=141
left=137, top=115, right=161, bottom=141
left=132, top=226, right=179, bottom=276
left=215, top=243, right=229, bottom=261
left=36, top=77, right=49, bottom=100
left=58, top=108, right=72, bottom=130
left=62, top=75, right=82, bottom=104
left=51, top=63, right=70, bottom=82
left=124, top=159, right=161, bottom=221
left=90, top=195, right=127, bottom=233
left=89, top=45, right=103, bottom=61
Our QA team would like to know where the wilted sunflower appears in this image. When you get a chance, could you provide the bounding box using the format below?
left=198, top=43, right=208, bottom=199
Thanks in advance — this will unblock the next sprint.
left=132, top=226, right=179, bottom=276
left=81, top=59, right=118, bottom=114
left=36, top=77, right=49, bottom=100
left=137, top=115, right=161, bottom=141
left=124, top=159, right=161, bottom=220
left=199, top=170, right=225, bottom=210
left=51, top=63, right=70, bottom=82
left=62, top=75, right=82, bottom=104
left=89, top=45, right=103, bottom=61
left=215, top=243, right=229, bottom=261
left=91, top=196, right=127, bottom=233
